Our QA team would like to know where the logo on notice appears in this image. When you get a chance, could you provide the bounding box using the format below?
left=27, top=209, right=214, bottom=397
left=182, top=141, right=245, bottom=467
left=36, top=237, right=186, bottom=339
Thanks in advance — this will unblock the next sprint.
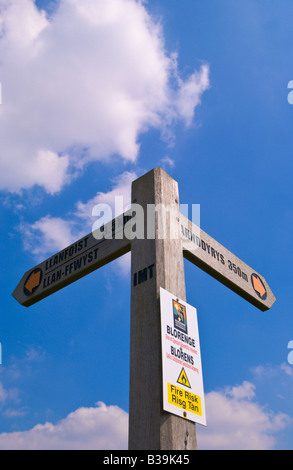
left=23, top=269, right=42, bottom=296
left=173, top=299, right=188, bottom=334
left=251, top=273, right=267, bottom=301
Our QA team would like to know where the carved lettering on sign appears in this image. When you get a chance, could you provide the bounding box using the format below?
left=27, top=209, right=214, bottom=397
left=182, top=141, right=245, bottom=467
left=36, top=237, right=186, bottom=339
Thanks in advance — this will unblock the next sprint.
left=133, top=264, right=155, bottom=287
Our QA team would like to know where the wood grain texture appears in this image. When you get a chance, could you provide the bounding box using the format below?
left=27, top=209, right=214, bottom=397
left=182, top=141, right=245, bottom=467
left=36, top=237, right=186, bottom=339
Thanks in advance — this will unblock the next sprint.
left=128, top=168, right=197, bottom=450
left=12, top=215, right=131, bottom=307
left=180, top=214, right=276, bottom=311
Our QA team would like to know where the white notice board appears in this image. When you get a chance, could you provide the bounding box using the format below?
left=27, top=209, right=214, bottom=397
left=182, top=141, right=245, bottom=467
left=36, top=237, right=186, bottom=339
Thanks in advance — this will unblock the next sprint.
left=160, top=287, right=206, bottom=426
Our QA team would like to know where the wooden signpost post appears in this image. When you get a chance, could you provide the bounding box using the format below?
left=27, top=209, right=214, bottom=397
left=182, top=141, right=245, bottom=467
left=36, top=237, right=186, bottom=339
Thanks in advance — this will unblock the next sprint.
left=12, top=168, right=276, bottom=450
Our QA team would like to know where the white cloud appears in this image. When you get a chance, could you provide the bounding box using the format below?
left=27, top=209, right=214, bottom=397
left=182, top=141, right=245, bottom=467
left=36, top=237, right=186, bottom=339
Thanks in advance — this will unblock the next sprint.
left=174, top=65, right=210, bottom=127
left=0, top=381, right=19, bottom=407
left=197, top=381, right=290, bottom=450
left=76, top=171, right=137, bottom=225
left=0, top=377, right=290, bottom=450
left=252, top=362, right=293, bottom=379
left=3, top=408, right=28, bottom=418
left=112, top=251, right=131, bottom=277
left=0, top=383, right=8, bottom=404
left=0, top=402, right=128, bottom=450
left=0, top=0, right=209, bottom=194
left=20, top=215, right=78, bottom=259
left=20, top=170, right=136, bottom=262
left=159, top=156, right=175, bottom=171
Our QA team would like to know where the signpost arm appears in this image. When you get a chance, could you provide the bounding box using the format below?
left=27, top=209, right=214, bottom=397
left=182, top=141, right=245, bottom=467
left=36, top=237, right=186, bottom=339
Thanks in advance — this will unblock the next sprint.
left=128, top=168, right=197, bottom=450
left=180, top=214, right=276, bottom=311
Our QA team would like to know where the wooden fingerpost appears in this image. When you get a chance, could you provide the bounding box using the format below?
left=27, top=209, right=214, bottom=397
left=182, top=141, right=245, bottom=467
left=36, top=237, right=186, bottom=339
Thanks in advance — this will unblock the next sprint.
left=128, top=168, right=197, bottom=450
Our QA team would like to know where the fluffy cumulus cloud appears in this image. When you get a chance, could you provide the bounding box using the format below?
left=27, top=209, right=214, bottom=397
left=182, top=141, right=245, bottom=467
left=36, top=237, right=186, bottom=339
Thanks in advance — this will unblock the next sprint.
left=197, top=381, right=290, bottom=450
left=0, top=383, right=8, bottom=404
left=20, top=215, right=78, bottom=257
left=75, top=170, right=137, bottom=225
left=0, top=402, right=128, bottom=450
left=0, top=377, right=290, bottom=450
left=0, top=0, right=209, bottom=194
left=20, top=170, right=136, bottom=260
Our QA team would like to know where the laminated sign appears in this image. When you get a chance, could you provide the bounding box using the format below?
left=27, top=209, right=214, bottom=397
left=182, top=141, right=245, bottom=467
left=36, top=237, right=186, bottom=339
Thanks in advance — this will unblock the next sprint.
left=160, top=287, right=206, bottom=426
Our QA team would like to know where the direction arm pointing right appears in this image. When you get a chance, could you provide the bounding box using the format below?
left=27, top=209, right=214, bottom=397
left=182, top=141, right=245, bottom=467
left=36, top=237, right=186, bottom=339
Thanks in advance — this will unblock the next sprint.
left=180, top=214, right=276, bottom=311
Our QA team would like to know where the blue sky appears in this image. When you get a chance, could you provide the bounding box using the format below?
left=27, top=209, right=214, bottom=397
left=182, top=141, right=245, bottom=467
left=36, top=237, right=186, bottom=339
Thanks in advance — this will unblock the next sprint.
left=1, top=0, right=293, bottom=450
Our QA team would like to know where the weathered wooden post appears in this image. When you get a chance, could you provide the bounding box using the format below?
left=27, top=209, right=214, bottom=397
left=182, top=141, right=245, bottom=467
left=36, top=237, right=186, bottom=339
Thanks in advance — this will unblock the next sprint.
left=128, top=168, right=197, bottom=450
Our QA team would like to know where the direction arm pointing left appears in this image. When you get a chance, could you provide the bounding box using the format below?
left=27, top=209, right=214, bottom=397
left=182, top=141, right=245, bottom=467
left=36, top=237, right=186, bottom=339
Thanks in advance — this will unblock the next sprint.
left=12, top=214, right=131, bottom=307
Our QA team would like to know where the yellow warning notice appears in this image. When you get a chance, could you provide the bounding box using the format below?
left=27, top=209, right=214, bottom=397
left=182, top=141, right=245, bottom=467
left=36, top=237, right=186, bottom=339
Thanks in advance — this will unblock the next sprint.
left=167, top=383, right=202, bottom=416
left=177, top=367, right=191, bottom=388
